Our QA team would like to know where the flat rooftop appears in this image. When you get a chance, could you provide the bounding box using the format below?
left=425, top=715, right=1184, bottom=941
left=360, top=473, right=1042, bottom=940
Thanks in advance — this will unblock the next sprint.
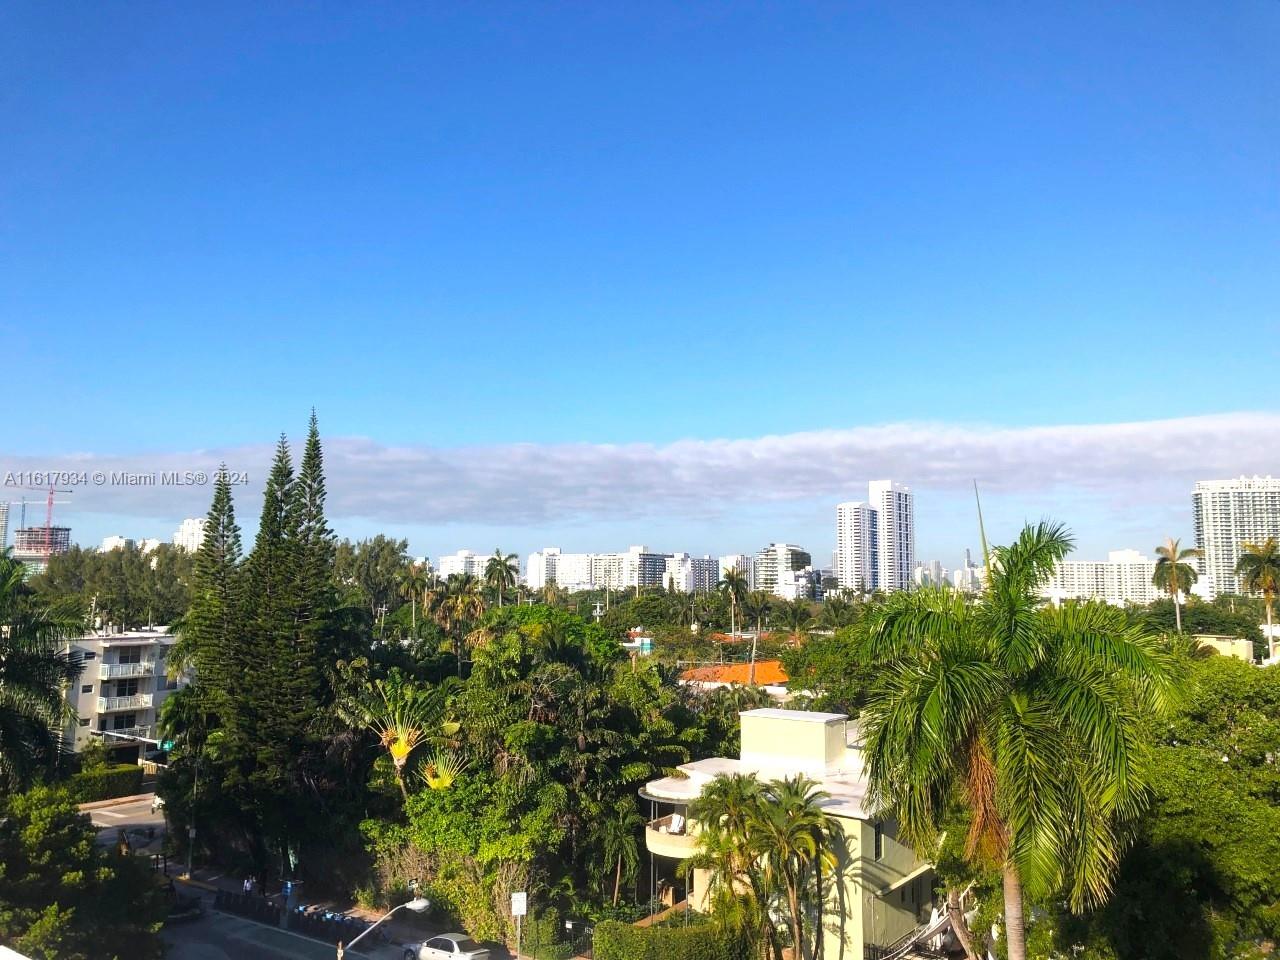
left=742, top=707, right=847, bottom=723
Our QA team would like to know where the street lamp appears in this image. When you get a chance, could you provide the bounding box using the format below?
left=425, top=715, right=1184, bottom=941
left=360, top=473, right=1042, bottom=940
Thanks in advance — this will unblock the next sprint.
left=337, top=897, right=429, bottom=958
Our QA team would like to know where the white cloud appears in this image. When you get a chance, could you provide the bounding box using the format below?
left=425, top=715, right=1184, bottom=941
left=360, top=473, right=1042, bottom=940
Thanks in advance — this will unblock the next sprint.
left=4, top=412, right=1276, bottom=529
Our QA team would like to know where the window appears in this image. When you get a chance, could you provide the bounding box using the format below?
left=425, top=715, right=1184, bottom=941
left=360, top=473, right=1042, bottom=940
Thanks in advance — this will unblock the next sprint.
left=78, top=718, right=90, bottom=727
left=116, top=679, right=139, bottom=697
left=874, top=822, right=883, bottom=860
left=81, top=684, right=93, bottom=694
left=117, top=647, right=142, bottom=665
left=113, top=713, right=136, bottom=730
left=82, top=651, right=96, bottom=660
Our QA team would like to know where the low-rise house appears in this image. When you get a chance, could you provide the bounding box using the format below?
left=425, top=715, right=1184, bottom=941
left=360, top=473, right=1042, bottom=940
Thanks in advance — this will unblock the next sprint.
left=678, top=660, right=789, bottom=698
left=641, top=707, right=936, bottom=959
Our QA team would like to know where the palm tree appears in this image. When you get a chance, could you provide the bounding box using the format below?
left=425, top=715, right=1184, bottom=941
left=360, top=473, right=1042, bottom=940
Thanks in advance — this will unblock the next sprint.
left=748, top=775, right=835, bottom=960
left=1153, top=537, right=1202, bottom=633
left=441, top=573, right=486, bottom=675
left=1235, top=537, right=1280, bottom=642
left=397, top=563, right=428, bottom=638
left=484, top=549, right=518, bottom=608
left=740, top=591, right=773, bottom=686
left=718, top=567, right=749, bottom=641
left=600, top=801, right=643, bottom=905
left=337, top=671, right=455, bottom=801
left=776, top=598, right=813, bottom=645
left=0, top=550, right=84, bottom=792
left=816, top=596, right=858, bottom=631
left=857, top=522, right=1179, bottom=960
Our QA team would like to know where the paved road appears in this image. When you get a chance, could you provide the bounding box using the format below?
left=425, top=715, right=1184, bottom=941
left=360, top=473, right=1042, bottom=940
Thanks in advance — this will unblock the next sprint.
left=87, top=794, right=167, bottom=853
left=163, top=908, right=403, bottom=960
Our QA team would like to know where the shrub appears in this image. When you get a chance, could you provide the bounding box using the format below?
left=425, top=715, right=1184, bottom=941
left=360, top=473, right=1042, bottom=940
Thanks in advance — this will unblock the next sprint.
left=67, top=763, right=143, bottom=803
left=593, top=918, right=742, bottom=960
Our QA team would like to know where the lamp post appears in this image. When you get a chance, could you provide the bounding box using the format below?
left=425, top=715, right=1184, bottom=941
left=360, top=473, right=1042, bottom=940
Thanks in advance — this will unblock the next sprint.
left=337, top=897, right=429, bottom=959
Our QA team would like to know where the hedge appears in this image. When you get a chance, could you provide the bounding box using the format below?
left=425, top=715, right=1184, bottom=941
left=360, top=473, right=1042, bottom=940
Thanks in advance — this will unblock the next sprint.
left=593, top=919, right=742, bottom=960
left=68, top=763, right=144, bottom=803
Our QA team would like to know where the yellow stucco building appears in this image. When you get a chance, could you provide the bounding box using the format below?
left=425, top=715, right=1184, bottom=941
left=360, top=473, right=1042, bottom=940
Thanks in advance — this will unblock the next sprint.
left=641, top=708, right=937, bottom=960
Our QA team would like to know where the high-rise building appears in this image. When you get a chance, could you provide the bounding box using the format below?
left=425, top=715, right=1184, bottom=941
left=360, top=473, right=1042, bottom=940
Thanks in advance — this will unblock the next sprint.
left=952, top=549, right=985, bottom=593
left=0, top=501, right=8, bottom=548
left=525, top=547, right=560, bottom=590
left=172, top=517, right=208, bottom=553
left=100, top=536, right=135, bottom=552
left=12, top=526, right=72, bottom=577
left=663, top=554, right=719, bottom=593
left=1041, top=549, right=1163, bottom=607
left=139, top=538, right=163, bottom=555
left=437, top=549, right=489, bottom=579
left=870, top=480, right=915, bottom=593
left=754, top=543, right=813, bottom=596
left=1193, top=476, right=1280, bottom=598
left=835, top=481, right=915, bottom=593
left=835, top=501, right=877, bottom=593
left=718, top=554, right=755, bottom=590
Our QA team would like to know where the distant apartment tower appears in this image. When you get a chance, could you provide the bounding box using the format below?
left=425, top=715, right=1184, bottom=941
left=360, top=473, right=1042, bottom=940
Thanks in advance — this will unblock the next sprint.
left=12, top=526, right=72, bottom=577
left=1042, top=550, right=1161, bottom=607
left=525, top=547, right=560, bottom=590
left=952, top=549, right=985, bottom=593
left=754, top=543, right=813, bottom=596
left=664, top=554, right=719, bottom=593
left=718, top=554, right=755, bottom=590
left=835, top=501, right=877, bottom=593
left=437, top=549, right=488, bottom=579
left=173, top=517, right=208, bottom=553
left=0, top=501, right=8, bottom=548
left=100, top=536, right=135, bottom=552
left=1193, top=476, right=1280, bottom=598
left=835, top=481, right=915, bottom=593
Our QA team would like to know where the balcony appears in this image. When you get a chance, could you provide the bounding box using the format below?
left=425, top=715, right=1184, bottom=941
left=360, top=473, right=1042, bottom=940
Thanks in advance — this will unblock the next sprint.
left=645, top=813, right=696, bottom=859
left=97, top=693, right=153, bottom=713
left=98, top=661, right=154, bottom=680
left=100, top=725, right=154, bottom=742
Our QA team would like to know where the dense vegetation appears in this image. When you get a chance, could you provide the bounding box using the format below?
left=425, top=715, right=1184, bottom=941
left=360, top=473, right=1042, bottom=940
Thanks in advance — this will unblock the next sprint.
left=4, top=417, right=1277, bottom=960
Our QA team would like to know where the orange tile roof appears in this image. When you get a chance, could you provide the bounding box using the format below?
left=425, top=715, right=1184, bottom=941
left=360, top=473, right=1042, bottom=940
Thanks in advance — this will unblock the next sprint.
left=680, top=660, right=789, bottom=686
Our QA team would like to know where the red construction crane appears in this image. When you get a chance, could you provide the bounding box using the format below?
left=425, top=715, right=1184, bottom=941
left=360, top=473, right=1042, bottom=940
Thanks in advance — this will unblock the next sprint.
left=14, top=485, right=73, bottom=558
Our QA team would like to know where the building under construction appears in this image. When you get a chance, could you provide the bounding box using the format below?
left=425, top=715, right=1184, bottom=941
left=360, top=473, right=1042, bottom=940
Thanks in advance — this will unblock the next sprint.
left=13, top=525, right=72, bottom=576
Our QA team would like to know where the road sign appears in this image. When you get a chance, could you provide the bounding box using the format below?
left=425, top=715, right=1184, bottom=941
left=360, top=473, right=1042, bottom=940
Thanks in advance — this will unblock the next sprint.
left=162, top=740, right=175, bottom=751
left=511, top=891, right=527, bottom=916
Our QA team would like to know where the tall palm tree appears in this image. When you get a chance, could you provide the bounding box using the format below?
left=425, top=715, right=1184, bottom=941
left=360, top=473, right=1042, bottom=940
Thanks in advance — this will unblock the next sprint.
left=0, top=550, right=84, bottom=792
left=740, top=591, right=773, bottom=686
left=397, top=563, right=428, bottom=638
left=484, top=549, right=518, bottom=608
left=1236, top=537, right=1280, bottom=642
left=600, top=801, right=643, bottom=905
left=718, top=567, right=749, bottom=640
left=441, top=573, right=486, bottom=675
left=1153, top=537, right=1202, bottom=633
left=748, top=775, right=835, bottom=960
left=816, top=595, right=858, bottom=631
left=857, top=522, right=1179, bottom=960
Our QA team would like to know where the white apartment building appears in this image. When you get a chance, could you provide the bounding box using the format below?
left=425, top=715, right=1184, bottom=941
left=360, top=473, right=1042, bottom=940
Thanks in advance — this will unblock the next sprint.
left=437, top=549, right=488, bottom=579
left=100, top=535, right=135, bottom=552
left=717, top=554, right=755, bottom=590
left=663, top=553, right=719, bottom=593
left=173, top=517, right=208, bottom=553
left=1042, top=549, right=1162, bottom=607
left=952, top=549, right=985, bottom=593
left=139, top=538, right=162, bottom=555
left=62, top=628, right=185, bottom=751
left=776, top=565, right=822, bottom=601
left=525, top=546, right=673, bottom=592
left=525, top=547, right=560, bottom=590
left=835, top=481, right=915, bottom=593
left=1193, top=476, right=1280, bottom=598
left=0, top=501, right=9, bottom=548
left=912, top=559, right=949, bottom=588
left=754, top=543, right=813, bottom=597
left=835, top=501, right=877, bottom=593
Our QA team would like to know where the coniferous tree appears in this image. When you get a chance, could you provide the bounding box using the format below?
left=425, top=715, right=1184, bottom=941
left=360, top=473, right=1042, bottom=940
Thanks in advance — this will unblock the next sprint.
left=185, top=466, right=244, bottom=728
left=295, top=410, right=340, bottom=665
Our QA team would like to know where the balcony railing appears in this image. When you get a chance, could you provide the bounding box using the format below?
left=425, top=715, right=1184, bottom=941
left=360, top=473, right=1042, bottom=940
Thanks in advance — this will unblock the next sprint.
left=644, top=813, right=696, bottom=858
left=100, top=725, right=154, bottom=742
left=98, top=661, right=154, bottom=680
left=97, top=693, right=153, bottom=712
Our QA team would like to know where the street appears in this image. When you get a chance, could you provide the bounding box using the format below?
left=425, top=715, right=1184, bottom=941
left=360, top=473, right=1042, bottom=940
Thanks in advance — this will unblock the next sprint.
left=161, top=908, right=402, bottom=960
left=86, top=794, right=167, bottom=854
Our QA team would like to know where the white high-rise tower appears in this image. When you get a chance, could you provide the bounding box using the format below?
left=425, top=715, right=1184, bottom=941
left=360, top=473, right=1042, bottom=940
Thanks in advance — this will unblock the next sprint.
left=1193, top=476, right=1280, bottom=598
left=835, top=481, right=915, bottom=593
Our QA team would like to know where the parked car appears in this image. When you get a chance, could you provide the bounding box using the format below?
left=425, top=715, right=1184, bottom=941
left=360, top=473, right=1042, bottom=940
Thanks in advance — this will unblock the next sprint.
left=403, top=934, right=491, bottom=960
left=150, top=794, right=165, bottom=813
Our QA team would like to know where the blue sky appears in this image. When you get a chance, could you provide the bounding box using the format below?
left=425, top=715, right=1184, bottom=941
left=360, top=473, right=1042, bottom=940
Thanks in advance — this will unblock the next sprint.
left=1, top=3, right=1277, bottom=566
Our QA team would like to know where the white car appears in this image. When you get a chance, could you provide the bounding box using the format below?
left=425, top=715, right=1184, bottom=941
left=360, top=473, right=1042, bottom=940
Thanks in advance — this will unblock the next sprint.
left=403, top=934, right=491, bottom=960
left=150, top=795, right=165, bottom=813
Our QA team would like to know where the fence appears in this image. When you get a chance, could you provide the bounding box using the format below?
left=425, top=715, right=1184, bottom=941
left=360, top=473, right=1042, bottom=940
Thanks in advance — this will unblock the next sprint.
left=213, top=889, right=282, bottom=926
